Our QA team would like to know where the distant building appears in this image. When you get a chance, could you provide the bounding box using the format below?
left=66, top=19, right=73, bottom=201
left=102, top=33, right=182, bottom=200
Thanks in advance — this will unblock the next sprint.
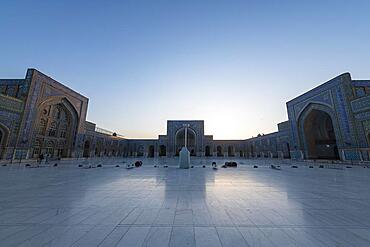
left=0, top=69, right=369, bottom=161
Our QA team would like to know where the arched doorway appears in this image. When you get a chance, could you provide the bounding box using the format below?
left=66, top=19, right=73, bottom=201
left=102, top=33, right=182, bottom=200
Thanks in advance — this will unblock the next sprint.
left=286, top=143, right=291, bottom=159
left=228, top=146, right=235, bottom=157
left=96, top=140, right=103, bottom=157
left=148, top=145, right=154, bottom=158
left=175, top=128, right=196, bottom=156
left=217, top=146, right=223, bottom=157
left=159, top=145, right=166, bottom=157
left=33, top=98, right=78, bottom=158
left=303, top=109, right=339, bottom=159
left=205, top=146, right=211, bottom=156
left=137, top=145, right=144, bottom=157
left=83, top=140, right=90, bottom=158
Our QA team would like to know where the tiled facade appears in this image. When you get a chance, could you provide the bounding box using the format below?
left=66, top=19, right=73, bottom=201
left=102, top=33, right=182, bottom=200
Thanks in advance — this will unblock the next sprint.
left=0, top=69, right=125, bottom=161
left=0, top=69, right=369, bottom=161
left=287, top=73, right=370, bottom=161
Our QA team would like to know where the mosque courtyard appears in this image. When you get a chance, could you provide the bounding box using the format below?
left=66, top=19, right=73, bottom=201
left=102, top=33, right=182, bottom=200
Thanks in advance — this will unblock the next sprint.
left=0, top=158, right=370, bottom=246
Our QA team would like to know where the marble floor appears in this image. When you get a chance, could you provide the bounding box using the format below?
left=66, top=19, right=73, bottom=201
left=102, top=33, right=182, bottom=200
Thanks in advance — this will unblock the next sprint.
left=0, top=158, right=370, bottom=246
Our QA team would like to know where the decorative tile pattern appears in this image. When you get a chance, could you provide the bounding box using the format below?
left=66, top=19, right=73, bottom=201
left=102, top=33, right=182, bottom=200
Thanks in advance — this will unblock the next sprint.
left=351, top=95, right=370, bottom=113
left=335, top=86, right=352, bottom=145
left=1, top=69, right=369, bottom=162
left=0, top=95, right=23, bottom=113
left=343, top=150, right=361, bottom=160
left=294, top=90, right=333, bottom=119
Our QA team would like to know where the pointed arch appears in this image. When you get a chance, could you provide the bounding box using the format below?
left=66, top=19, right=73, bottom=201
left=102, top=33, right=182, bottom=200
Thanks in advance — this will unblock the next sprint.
left=228, top=146, right=235, bottom=157
left=148, top=145, right=155, bottom=157
left=83, top=140, right=90, bottom=158
left=159, top=145, right=166, bottom=156
left=297, top=103, right=341, bottom=159
left=217, top=145, right=223, bottom=157
left=205, top=145, right=211, bottom=156
left=32, top=96, right=79, bottom=158
left=174, top=127, right=197, bottom=156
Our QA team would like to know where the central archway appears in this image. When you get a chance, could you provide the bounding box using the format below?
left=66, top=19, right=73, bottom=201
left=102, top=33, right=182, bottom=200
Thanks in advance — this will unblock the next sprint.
left=175, top=128, right=196, bottom=156
left=303, top=109, right=339, bottom=159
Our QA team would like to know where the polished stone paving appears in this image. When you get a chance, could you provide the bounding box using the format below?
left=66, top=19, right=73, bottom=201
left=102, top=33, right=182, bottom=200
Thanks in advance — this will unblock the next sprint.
left=0, top=158, right=370, bottom=246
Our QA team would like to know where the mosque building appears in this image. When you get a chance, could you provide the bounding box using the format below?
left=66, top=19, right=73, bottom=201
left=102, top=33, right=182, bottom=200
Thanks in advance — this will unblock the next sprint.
left=0, top=69, right=369, bottom=162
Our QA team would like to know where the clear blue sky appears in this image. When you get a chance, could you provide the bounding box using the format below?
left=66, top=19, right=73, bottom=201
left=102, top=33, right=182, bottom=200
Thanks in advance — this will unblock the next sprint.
left=1, top=0, right=370, bottom=139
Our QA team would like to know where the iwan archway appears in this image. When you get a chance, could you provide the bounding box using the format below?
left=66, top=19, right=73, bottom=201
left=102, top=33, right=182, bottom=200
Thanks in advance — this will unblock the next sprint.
left=175, top=127, right=196, bottom=156
left=32, top=97, right=79, bottom=159
left=299, top=104, right=340, bottom=160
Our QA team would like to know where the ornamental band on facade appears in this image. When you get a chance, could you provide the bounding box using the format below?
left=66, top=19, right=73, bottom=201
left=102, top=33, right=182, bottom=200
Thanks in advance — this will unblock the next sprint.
left=0, top=69, right=369, bottom=162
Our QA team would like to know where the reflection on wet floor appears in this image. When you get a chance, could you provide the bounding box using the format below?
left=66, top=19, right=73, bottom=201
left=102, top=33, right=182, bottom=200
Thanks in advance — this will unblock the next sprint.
left=0, top=158, right=370, bottom=246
